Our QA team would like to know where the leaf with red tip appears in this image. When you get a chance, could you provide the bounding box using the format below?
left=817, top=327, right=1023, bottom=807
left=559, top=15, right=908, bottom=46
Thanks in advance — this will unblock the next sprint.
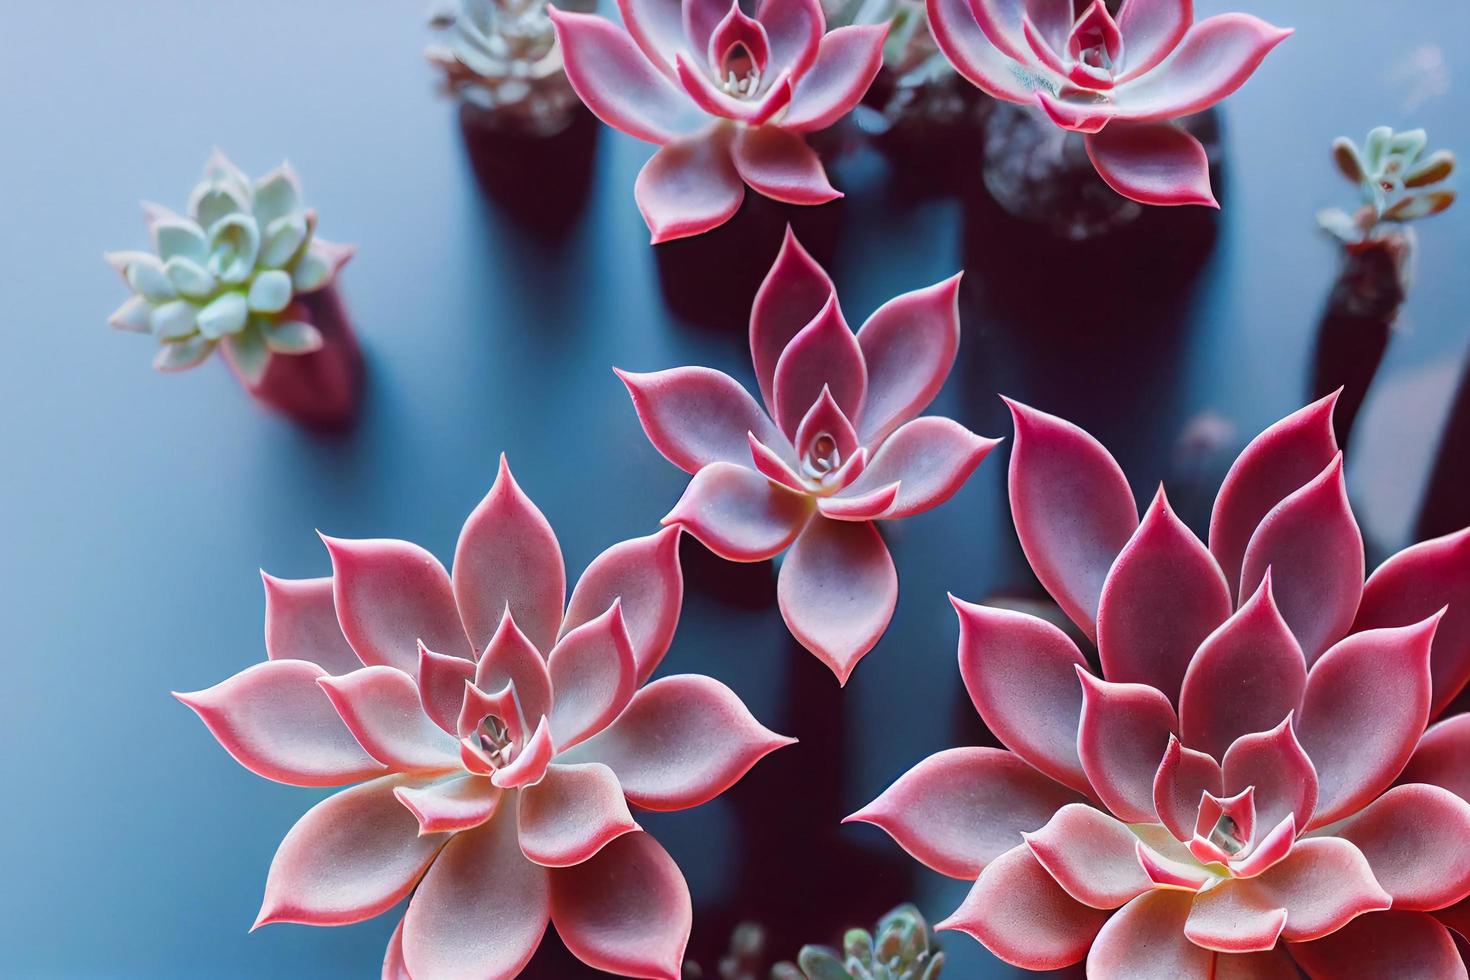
left=925, top=0, right=1047, bottom=102
left=1076, top=669, right=1178, bottom=823
left=795, top=385, right=860, bottom=465
left=562, top=526, right=685, bottom=683
left=1239, top=455, right=1364, bottom=664
left=549, top=831, right=691, bottom=980
left=1298, top=617, right=1438, bottom=829
left=517, top=763, right=641, bottom=868
left=938, top=843, right=1109, bottom=971
left=771, top=295, right=867, bottom=440
left=729, top=125, right=840, bottom=206
left=550, top=8, right=702, bottom=143
left=474, top=613, right=554, bottom=733
left=1114, top=0, right=1191, bottom=82
left=748, top=432, right=808, bottom=491
left=675, top=54, right=794, bottom=124
left=261, top=574, right=361, bottom=676
left=401, top=800, right=550, bottom=980
left=1334, top=783, right=1470, bottom=911
left=954, top=599, right=1091, bottom=794
left=1399, top=714, right=1470, bottom=802
left=1228, top=813, right=1296, bottom=879
left=853, top=275, right=962, bottom=445
left=394, top=774, right=500, bottom=835
left=1179, top=572, right=1307, bottom=760
left=750, top=227, right=835, bottom=414
left=664, top=461, right=814, bottom=561
left=1005, top=399, right=1139, bottom=641
left=1191, top=787, right=1257, bottom=866
left=1208, top=393, right=1340, bottom=601
left=835, top=418, right=999, bottom=520
left=618, top=366, right=790, bottom=476
left=613, top=0, right=687, bottom=70
left=1354, top=527, right=1470, bottom=717
left=1135, top=837, right=1214, bottom=891
left=1221, top=715, right=1318, bottom=840
left=1153, top=735, right=1224, bottom=842
left=781, top=24, right=887, bottom=131
left=635, top=129, right=745, bottom=244
left=416, top=642, right=476, bottom=736
left=1110, top=14, right=1292, bottom=121
left=756, top=0, right=823, bottom=78
left=1289, top=910, right=1466, bottom=980
left=1089, top=890, right=1214, bottom=978
left=1097, top=487, right=1232, bottom=703
left=817, top=481, right=900, bottom=521
left=256, top=775, right=448, bottom=928
left=318, top=667, right=462, bottom=773
left=1084, top=122, right=1217, bottom=207
left=846, top=746, right=1084, bottom=879
left=1024, top=804, right=1152, bottom=909
left=323, top=535, right=472, bottom=672
left=1187, top=837, right=1390, bottom=947
left=176, top=660, right=384, bottom=787
left=452, top=455, right=565, bottom=655
left=776, top=517, right=896, bottom=684
left=569, top=674, right=792, bottom=811
left=492, top=716, right=555, bottom=789
left=546, top=603, right=638, bottom=751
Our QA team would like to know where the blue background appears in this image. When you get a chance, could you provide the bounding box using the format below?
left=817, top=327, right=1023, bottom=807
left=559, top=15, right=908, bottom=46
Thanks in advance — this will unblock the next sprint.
left=1, top=1, right=1468, bottom=976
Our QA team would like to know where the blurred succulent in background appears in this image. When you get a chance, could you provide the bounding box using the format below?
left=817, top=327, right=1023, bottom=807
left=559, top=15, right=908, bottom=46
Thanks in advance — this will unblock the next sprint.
left=774, top=904, right=944, bottom=980
left=105, top=152, right=353, bottom=384
left=1317, top=128, right=1455, bottom=320
left=426, top=0, right=595, bottom=136
left=1319, top=126, right=1456, bottom=246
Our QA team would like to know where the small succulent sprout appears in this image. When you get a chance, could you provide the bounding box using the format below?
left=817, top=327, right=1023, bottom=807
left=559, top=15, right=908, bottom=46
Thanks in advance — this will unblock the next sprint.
left=785, top=904, right=944, bottom=980
left=104, top=151, right=353, bottom=383
left=426, top=0, right=596, bottom=136
left=1326, top=126, right=1456, bottom=238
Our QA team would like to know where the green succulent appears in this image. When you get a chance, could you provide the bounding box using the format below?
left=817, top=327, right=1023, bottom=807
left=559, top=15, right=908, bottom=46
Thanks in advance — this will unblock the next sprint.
left=105, top=151, right=353, bottom=382
left=1320, top=126, right=1456, bottom=244
left=775, top=905, right=944, bottom=980
left=427, top=0, right=596, bottom=136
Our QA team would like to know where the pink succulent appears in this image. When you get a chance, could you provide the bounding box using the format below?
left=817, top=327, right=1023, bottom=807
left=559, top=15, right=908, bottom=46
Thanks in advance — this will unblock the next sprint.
left=849, top=394, right=1470, bottom=977
left=548, top=0, right=886, bottom=241
left=618, top=229, right=999, bottom=683
left=176, top=457, right=793, bottom=980
left=928, top=0, right=1291, bottom=206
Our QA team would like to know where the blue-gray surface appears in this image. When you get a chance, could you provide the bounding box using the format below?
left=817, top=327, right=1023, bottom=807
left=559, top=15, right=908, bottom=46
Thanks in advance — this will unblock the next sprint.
left=2, top=1, right=1468, bottom=977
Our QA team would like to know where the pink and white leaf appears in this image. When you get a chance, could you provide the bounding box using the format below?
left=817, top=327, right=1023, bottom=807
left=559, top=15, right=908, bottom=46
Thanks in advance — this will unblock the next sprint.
left=1023, top=803, right=1152, bottom=909
left=1096, top=486, right=1232, bottom=704
left=729, top=126, right=841, bottom=206
left=562, top=525, right=685, bottom=684
left=1153, top=735, right=1224, bottom=842
left=256, top=775, right=448, bottom=928
left=548, top=831, right=691, bottom=980
left=750, top=227, right=835, bottom=414
left=1220, top=714, right=1318, bottom=841
left=546, top=602, right=638, bottom=752
left=771, top=295, right=867, bottom=440
left=1288, top=910, right=1467, bottom=980
left=452, top=454, right=566, bottom=655
left=175, top=659, right=384, bottom=788
left=517, top=762, right=641, bottom=868
left=1084, top=122, right=1217, bottom=208
left=1005, top=398, right=1139, bottom=641
left=1333, top=783, right=1470, bottom=911
left=1297, top=615, right=1439, bottom=828
left=664, top=461, right=813, bottom=562
left=834, top=418, right=999, bottom=520
left=261, top=573, right=362, bottom=676
left=1076, top=669, right=1178, bottom=823
left=617, top=366, right=790, bottom=475
left=776, top=516, right=896, bottom=684
left=473, top=613, right=554, bottom=734
left=953, top=598, right=1092, bottom=794
left=937, top=843, right=1110, bottom=971
left=394, top=774, right=501, bottom=835
left=780, top=24, right=888, bottom=132
left=1089, top=890, right=1215, bottom=979
left=853, top=274, right=963, bottom=445
left=317, top=666, right=462, bottom=773
left=322, top=535, right=472, bottom=671
left=634, top=130, right=746, bottom=244
left=1399, top=714, right=1470, bottom=803
left=570, top=673, right=793, bottom=810
left=847, top=746, right=1085, bottom=880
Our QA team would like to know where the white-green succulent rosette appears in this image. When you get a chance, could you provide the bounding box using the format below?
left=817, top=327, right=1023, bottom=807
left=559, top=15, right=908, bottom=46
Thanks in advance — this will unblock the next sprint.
left=1318, top=126, right=1456, bottom=246
left=105, top=151, right=354, bottom=383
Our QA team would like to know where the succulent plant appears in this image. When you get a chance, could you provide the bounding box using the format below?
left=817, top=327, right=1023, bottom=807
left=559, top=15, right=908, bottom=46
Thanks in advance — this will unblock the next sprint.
left=618, top=229, right=997, bottom=683
left=176, top=457, right=792, bottom=980
left=774, top=904, right=943, bottom=980
left=105, top=151, right=353, bottom=384
left=849, top=393, right=1470, bottom=977
left=925, top=0, right=1289, bottom=206
left=1319, top=126, right=1457, bottom=246
left=549, top=0, right=887, bottom=241
left=426, top=0, right=596, bottom=136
